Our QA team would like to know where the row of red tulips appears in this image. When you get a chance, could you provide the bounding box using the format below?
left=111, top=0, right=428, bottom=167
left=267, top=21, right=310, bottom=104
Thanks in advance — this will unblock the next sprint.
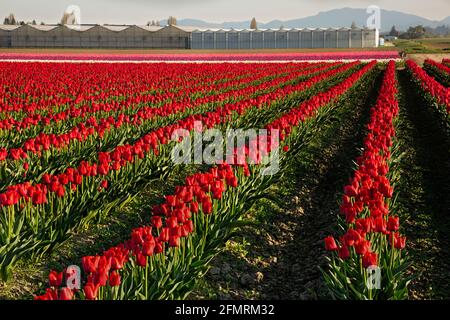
left=0, top=62, right=335, bottom=190
left=0, top=61, right=362, bottom=280
left=34, top=61, right=377, bottom=300
left=322, top=61, right=411, bottom=299
left=405, top=60, right=449, bottom=115
left=0, top=62, right=301, bottom=156
left=0, top=61, right=356, bottom=207
left=0, top=63, right=300, bottom=138
left=423, top=59, right=450, bottom=87
left=0, top=62, right=302, bottom=142
left=0, top=62, right=267, bottom=116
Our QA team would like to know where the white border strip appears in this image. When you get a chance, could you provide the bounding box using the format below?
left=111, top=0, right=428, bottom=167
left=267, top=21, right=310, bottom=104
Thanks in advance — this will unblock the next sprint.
left=0, top=59, right=401, bottom=64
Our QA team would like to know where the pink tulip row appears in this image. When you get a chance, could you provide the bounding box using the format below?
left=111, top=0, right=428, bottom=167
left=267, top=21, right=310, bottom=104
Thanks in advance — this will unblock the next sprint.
left=0, top=51, right=400, bottom=62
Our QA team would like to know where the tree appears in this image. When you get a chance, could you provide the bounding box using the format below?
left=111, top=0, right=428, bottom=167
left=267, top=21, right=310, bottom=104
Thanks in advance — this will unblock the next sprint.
left=250, top=17, right=257, bottom=30
left=3, top=13, right=17, bottom=25
left=351, top=21, right=357, bottom=29
left=32, top=20, right=37, bottom=25
left=389, top=26, right=399, bottom=37
left=399, top=25, right=427, bottom=39
left=168, top=16, right=177, bottom=26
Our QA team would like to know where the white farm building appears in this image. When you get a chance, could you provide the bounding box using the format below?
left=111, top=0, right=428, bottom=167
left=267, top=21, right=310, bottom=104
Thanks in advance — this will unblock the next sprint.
left=190, top=27, right=379, bottom=49
left=0, top=24, right=379, bottom=49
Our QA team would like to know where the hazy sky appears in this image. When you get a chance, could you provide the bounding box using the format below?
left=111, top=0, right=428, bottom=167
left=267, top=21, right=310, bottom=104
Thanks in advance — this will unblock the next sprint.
left=1, top=0, right=448, bottom=24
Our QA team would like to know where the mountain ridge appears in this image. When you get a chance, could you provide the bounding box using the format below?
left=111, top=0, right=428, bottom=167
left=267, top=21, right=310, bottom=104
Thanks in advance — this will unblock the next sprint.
left=161, top=8, right=450, bottom=32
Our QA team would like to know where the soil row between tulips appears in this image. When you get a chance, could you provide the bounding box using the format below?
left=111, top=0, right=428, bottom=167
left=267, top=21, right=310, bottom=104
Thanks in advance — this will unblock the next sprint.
left=395, top=70, right=450, bottom=300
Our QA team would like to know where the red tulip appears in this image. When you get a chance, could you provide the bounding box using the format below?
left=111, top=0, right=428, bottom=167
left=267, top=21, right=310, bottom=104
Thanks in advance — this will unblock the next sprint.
left=324, top=236, right=338, bottom=251
left=166, top=195, right=177, bottom=207
left=394, top=235, right=406, bottom=250
left=48, top=270, right=63, bottom=287
left=354, top=239, right=371, bottom=256
left=387, top=216, right=399, bottom=232
left=151, top=216, right=163, bottom=229
left=94, top=270, right=109, bottom=286
left=201, top=197, right=213, bottom=214
left=100, top=180, right=108, bottom=189
left=84, top=283, right=99, bottom=300
left=0, top=148, right=7, bottom=161
left=82, top=256, right=100, bottom=274
left=362, top=252, right=378, bottom=268
left=56, top=185, right=65, bottom=197
left=344, top=185, right=358, bottom=197
left=34, top=288, right=58, bottom=300
left=109, top=272, right=121, bottom=287
left=338, top=245, right=350, bottom=260
left=190, top=201, right=199, bottom=213
left=143, top=240, right=155, bottom=256
left=136, top=252, right=147, bottom=267
left=59, top=287, right=74, bottom=300
left=169, top=235, right=180, bottom=247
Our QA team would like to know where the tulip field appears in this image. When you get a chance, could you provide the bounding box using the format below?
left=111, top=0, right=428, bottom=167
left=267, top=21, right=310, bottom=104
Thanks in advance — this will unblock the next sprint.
left=0, top=53, right=449, bottom=300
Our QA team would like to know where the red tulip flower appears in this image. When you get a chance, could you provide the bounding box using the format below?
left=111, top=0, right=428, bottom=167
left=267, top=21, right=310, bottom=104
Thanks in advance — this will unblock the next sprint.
left=387, top=216, right=400, bottom=232
left=59, top=287, right=74, bottom=300
left=136, top=252, right=147, bottom=267
left=48, top=270, right=63, bottom=287
left=84, top=283, right=100, bottom=300
left=338, top=245, right=350, bottom=260
left=109, top=272, right=121, bottom=287
left=201, top=197, right=213, bottom=214
left=362, top=252, right=378, bottom=268
left=324, top=236, right=338, bottom=251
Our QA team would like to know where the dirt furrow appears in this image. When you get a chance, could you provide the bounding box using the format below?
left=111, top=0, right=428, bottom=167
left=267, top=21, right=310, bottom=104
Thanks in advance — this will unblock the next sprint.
left=396, top=70, right=450, bottom=300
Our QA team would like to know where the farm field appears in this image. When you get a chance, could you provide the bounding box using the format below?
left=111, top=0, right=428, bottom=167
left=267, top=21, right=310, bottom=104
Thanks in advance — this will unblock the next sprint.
left=0, top=47, right=400, bottom=55
left=0, top=54, right=449, bottom=300
left=394, top=37, right=450, bottom=54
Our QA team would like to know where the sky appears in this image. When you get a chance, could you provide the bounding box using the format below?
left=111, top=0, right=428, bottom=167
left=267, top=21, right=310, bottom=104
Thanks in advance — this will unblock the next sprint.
left=0, top=0, right=449, bottom=24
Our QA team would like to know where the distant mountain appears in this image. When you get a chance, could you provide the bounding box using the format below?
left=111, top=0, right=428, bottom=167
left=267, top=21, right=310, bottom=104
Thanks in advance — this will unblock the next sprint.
left=441, top=16, right=450, bottom=25
left=168, top=8, right=450, bottom=32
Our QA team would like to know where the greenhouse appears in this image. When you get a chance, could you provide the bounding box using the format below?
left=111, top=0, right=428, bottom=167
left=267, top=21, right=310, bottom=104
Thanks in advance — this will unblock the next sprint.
left=190, top=27, right=379, bottom=49
left=0, top=24, right=379, bottom=49
left=0, top=24, right=193, bottom=49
